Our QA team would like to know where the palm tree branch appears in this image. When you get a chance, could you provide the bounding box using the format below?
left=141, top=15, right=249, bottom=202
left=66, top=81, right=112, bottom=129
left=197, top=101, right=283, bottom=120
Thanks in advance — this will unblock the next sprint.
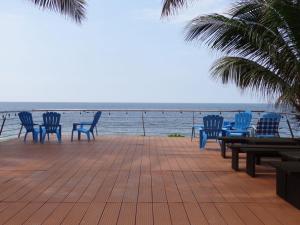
left=161, top=0, right=191, bottom=16
left=231, top=0, right=300, bottom=59
left=211, top=56, right=290, bottom=99
left=29, top=0, right=86, bottom=23
left=185, top=14, right=300, bottom=83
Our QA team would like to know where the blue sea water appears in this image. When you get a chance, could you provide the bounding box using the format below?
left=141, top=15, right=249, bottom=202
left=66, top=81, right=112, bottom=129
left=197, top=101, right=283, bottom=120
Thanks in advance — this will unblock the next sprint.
left=0, top=102, right=298, bottom=138
left=0, top=102, right=275, bottom=112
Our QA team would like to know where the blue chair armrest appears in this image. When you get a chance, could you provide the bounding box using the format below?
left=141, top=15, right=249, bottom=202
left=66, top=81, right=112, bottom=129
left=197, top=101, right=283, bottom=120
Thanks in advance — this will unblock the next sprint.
left=198, top=126, right=204, bottom=131
left=79, top=122, right=93, bottom=125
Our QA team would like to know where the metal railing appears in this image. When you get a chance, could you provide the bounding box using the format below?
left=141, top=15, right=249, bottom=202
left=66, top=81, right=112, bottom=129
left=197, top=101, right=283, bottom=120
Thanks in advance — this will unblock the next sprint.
left=0, top=109, right=299, bottom=141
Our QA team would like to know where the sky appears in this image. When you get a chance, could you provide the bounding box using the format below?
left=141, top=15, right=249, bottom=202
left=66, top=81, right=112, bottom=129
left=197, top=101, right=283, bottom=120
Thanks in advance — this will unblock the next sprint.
left=0, top=0, right=264, bottom=103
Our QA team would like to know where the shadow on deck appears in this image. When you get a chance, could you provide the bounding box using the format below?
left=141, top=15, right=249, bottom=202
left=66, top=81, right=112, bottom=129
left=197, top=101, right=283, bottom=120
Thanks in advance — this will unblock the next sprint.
left=0, top=136, right=299, bottom=225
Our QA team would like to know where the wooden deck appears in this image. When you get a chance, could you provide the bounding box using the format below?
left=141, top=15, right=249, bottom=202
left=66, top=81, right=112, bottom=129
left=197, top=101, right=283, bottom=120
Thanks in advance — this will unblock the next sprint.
left=0, top=136, right=300, bottom=225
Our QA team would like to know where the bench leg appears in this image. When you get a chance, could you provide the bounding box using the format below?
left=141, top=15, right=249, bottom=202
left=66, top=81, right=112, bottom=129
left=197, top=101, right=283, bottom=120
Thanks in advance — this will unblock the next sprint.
left=246, top=152, right=256, bottom=177
left=232, top=148, right=239, bottom=171
left=221, top=141, right=226, bottom=158
left=256, top=156, right=261, bottom=165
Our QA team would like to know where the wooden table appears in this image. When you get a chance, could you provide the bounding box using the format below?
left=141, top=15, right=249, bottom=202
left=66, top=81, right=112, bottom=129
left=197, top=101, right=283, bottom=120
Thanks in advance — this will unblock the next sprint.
left=218, top=137, right=300, bottom=158
left=280, top=151, right=300, bottom=161
left=229, top=144, right=300, bottom=177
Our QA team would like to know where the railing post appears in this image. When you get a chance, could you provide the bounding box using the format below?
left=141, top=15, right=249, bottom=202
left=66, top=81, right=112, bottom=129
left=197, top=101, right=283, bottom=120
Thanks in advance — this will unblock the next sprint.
left=0, top=115, right=6, bottom=136
left=192, top=112, right=195, bottom=127
left=286, top=115, right=294, bottom=138
left=142, top=112, right=146, bottom=136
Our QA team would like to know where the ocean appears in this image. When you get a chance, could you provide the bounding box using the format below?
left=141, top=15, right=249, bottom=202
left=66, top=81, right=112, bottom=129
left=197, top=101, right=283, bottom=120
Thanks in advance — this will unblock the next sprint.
left=0, top=102, right=298, bottom=139
left=0, top=102, right=275, bottom=112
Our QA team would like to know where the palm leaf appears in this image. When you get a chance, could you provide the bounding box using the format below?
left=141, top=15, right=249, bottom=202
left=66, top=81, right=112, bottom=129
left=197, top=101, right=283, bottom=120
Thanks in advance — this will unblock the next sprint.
left=185, top=13, right=299, bottom=82
left=28, top=0, right=86, bottom=23
left=211, top=57, right=289, bottom=98
left=164, top=0, right=300, bottom=111
left=161, top=0, right=190, bottom=16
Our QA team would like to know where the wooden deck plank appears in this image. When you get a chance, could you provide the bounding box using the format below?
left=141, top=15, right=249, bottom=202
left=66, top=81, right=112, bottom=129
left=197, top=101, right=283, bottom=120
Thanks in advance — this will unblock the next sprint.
left=200, top=203, right=227, bottom=225
left=80, top=202, right=105, bottom=225
left=262, top=203, right=300, bottom=225
left=151, top=172, right=167, bottom=203
left=138, top=172, right=152, bottom=203
left=169, top=203, right=190, bottom=225
left=173, top=171, right=197, bottom=203
left=136, top=203, right=153, bottom=225
left=123, top=171, right=140, bottom=203
left=93, top=171, right=119, bottom=202
left=153, top=203, right=172, bottom=225
left=0, top=136, right=299, bottom=224
left=60, top=203, right=89, bottom=225
left=246, top=203, right=282, bottom=225
left=98, top=203, right=121, bottom=225
left=163, top=172, right=182, bottom=203
left=183, top=202, right=208, bottom=225
left=42, top=203, right=74, bottom=225
left=0, top=203, right=28, bottom=224
left=215, top=203, right=245, bottom=225
left=23, top=203, right=58, bottom=225
left=108, top=171, right=130, bottom=203
left=4, top=203, right=43, bottom=225
left=117, top=203, right=136, bottom=225
left=230, top=203, right=264, bottom=225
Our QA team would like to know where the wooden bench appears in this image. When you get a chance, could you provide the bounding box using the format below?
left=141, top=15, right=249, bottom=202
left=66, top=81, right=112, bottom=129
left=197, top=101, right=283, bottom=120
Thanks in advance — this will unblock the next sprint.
left=228, top=144, right=300, bottom=177
left=280, top=151, right=300, bottom=161
left=218, top=136, right=300, bottom=158
left=273, top=161, right=300, bottom=209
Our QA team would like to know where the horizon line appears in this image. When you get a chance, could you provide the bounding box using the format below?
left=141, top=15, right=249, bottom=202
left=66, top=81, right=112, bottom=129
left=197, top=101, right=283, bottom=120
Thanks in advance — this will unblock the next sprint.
left=0, top=101, right=271, bottom=104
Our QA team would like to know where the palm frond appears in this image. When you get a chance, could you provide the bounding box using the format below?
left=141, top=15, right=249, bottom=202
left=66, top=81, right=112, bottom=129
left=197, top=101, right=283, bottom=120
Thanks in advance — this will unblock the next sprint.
left=161, top=0, right=190, bottom=16
left=269, top=0, right=300, bottom=58
left=29, top=0, right=86, bottom=23
left=166, top=0, right=300, bottom=111
left=276, top=86, right=300, bottom=111
left=211, top=57, right=289, bottom=99
left=185, top=13, right=299, bottom=82
left=231, top=0, right=300, bottom=59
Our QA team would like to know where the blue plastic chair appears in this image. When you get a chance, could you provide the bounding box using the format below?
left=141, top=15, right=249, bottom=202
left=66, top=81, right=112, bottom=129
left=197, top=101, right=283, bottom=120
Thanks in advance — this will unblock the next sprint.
left=254, top=112, right=281, bottom=138
left=224, top=111, right=252, bottom=137
left=18, top=111, right=39, bottom=143
left=40, top=112, right=62, bottom=143
left=199, top=115, right=224, bottom=149
left=262, top=112, right=282, bottom=120
left=71, top=111, right=102, bottom=141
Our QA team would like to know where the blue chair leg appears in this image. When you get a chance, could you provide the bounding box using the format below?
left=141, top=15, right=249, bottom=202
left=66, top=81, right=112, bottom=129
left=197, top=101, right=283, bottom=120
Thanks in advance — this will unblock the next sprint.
left=199, top=132, right=203, bottom=149
left=91, top=131, right=95, bottom=140
left=199, top=130, right=207, bottom=149
left=24, top=132, right=28, bottom=142
left=35, top=132, right=39, bottom=143
left=56, top=131, right=61, bottom=142
left=33, top=132, right=38, bottom=143
left=41, top=132, right=46, bottom=144
left=87, top=132, right=90, bottom=141
left=78, top=131, right=81, bottom=140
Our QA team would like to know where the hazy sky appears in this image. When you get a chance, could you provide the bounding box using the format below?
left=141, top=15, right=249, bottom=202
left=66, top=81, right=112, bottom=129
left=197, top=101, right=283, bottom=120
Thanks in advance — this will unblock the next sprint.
left=0, top=0, right=264, bottom=103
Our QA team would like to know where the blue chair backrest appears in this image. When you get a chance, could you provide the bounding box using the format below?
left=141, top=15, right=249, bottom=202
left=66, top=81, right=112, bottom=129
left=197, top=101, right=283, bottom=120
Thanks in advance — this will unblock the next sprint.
left=18, top=111, right=35, bottom=132
left=256, top=117, right=280, bottom=136
left=234, top=111, right=252, bottom=130
left=262, top=112, right=282, bottom=121
left=43, top=112, right=61, bottom=133
left=90, top=111, right=102, bottom=131
left=203, top=115, right=224, bottom=138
